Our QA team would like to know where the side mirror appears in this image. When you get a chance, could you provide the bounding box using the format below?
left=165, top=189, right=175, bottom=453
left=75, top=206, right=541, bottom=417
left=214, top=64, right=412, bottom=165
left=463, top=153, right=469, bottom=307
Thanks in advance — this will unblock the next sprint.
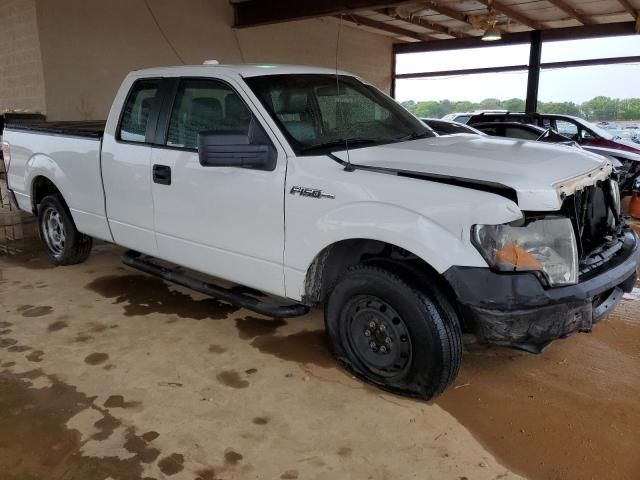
left=198, top=131, right=275, bottom=170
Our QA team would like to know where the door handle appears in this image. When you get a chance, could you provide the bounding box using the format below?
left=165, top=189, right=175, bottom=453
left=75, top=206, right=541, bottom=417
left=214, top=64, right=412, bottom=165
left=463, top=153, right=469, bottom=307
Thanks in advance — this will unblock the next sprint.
left=153, top=164, right=171, bottom=185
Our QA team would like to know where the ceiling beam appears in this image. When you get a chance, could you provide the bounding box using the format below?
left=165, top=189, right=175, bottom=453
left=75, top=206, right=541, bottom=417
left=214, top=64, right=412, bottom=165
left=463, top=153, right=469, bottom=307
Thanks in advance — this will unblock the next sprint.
left=377, top=8, right=472, bottom=38
left=340, top=14, right=436, bottom=41
left=475, top=0, right=546, bottom=30
left=546, top=0, right=594, bottom=25
left=394, top=21, right=638, bottom=54
left=233, top=0, right=412, bottom=28
left=617, top=0, right=639, bottom=20
left=420, top=0, right=473, bottom=25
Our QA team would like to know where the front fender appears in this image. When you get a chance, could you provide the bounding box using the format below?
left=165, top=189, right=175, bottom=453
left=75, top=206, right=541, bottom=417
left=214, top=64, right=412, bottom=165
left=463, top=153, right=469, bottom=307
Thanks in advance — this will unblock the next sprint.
left=284, top=202, right=497, bottom=300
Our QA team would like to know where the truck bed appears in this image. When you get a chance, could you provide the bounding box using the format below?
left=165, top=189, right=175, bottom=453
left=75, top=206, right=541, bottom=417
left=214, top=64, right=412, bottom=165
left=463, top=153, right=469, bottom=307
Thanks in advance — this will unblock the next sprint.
left=5, top=120, right=106, bottom=139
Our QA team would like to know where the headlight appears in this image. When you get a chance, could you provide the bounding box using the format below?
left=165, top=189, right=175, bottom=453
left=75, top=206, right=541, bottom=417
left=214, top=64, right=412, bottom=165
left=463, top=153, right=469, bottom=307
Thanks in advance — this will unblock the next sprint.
left=472, top=217, right=578, bottom=286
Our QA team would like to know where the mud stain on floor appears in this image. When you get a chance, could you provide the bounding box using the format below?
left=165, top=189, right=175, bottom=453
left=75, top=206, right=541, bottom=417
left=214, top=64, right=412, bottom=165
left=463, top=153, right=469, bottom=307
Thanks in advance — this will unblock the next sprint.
left=47, top=320, right=68, bottom=332
left=235, top=316, right=287, bottom=339
left=123, top=427, right=161, bottom=464
left=250, top=330, right=334, bottom=369
left=195, top=467, right=217, bottom=480
left=85, top=352, right=109, bottom=365
left=437, top=311, right=640, bottom=480
left=104, top=394, right=141, bottom=409
left=252, top=416, right=269, bottom=425
left=8, top=345, right=31, bottom=352
left=158, top=453, right=184, bottom=476
left=0, top=370, right=144, bottom=479
left=280, top=469, right=299, bottom=479
left=85, top=274, right=239, bottom=320
left=17, top=305, right=53, bottom=317
left=208, top=344, right=227, bottom=354
left=0, top=338, right=18, bottom=348
left=224, top=449, right=243, bottom=465
left=216, top=370, right=249, bottom=389
left=25, top=350, right=44, bottom=362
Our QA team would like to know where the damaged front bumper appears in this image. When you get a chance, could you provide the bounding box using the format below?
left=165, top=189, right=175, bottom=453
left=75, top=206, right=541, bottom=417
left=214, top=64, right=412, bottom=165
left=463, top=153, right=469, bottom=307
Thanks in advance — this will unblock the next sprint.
left=445, top=227, right=640, bottom=353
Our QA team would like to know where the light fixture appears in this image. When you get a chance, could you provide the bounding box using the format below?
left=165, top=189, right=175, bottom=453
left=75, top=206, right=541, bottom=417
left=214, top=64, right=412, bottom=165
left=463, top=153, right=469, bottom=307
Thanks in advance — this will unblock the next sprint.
left=482, top=22, right=502, bottom=41
left=482, top=5, right=502, bottom=42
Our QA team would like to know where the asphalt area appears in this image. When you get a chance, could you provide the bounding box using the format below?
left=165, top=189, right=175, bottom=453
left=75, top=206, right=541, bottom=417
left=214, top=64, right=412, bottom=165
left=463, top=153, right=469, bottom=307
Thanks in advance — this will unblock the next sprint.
left=1, top=223, right=639, bottom=480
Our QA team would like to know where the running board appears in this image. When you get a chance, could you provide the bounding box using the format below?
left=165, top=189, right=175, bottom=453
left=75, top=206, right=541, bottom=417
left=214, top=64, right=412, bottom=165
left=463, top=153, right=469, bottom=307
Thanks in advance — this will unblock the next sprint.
left=122, top=251, right=309, bottom=318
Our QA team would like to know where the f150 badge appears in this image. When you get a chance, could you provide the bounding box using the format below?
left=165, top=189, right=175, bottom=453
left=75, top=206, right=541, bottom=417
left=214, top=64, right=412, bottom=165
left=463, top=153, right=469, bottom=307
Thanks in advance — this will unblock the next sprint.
left=290, top=186, right=335, bottom=199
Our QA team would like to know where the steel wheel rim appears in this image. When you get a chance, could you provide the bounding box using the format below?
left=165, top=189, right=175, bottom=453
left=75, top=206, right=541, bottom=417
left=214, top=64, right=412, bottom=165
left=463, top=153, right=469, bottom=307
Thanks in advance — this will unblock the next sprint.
left=344, top=295, right=413, bottom=378
left=42, top=207, right=66, bottom=255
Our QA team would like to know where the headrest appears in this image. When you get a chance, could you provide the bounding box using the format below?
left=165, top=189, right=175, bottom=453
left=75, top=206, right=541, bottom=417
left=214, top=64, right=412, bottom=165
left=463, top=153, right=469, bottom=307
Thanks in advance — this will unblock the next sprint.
left=275, top=91, right=309, bottom=115
left=191, top=97, right=222, bottom=123
left=225, top=95, right=250, bottom=121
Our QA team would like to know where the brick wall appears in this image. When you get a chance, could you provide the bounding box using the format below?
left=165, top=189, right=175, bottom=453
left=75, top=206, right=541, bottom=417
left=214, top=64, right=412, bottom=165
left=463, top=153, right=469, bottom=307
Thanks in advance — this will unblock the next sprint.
left=0, top=0, right=46, bottom=114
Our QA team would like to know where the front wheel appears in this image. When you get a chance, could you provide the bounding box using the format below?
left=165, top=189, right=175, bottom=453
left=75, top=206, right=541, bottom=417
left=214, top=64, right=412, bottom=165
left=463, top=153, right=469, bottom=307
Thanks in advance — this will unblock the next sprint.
left=325, top=265, right=462, bottom=399
left=37, top=194, right=92, bottom=265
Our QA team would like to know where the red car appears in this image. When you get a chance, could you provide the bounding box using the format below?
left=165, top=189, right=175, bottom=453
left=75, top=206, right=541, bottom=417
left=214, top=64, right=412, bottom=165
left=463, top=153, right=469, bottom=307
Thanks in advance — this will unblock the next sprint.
left=466, top=112, right=640, bottom=156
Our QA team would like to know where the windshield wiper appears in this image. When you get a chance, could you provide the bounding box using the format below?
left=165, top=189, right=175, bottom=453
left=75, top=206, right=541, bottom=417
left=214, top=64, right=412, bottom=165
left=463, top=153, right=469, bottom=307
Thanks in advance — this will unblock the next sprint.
left=299, top=138, right=380, bottom=154
left=395, top=131, right=432, bottom=142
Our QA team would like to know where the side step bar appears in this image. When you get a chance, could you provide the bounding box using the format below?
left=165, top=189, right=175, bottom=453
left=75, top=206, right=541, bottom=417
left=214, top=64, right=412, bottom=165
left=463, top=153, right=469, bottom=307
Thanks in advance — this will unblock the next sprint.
left=122, top=251, right=309, bottom=318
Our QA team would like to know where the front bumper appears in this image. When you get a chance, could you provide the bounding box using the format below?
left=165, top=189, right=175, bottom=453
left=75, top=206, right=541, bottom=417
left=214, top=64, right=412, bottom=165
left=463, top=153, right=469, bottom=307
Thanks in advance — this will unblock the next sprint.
left=444, top=228, right=640, bottom=352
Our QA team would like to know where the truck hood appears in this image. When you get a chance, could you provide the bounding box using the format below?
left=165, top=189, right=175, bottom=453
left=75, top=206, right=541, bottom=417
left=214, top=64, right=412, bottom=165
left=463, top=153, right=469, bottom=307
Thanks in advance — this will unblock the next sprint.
left=333, top=135, right=612, bottom=211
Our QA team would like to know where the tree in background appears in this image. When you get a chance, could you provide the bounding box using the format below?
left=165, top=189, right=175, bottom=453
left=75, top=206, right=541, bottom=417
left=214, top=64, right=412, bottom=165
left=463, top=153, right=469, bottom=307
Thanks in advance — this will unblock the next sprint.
left=538, top=101, right=582, bottom=116
left=402, top=96, right=639, bottom=121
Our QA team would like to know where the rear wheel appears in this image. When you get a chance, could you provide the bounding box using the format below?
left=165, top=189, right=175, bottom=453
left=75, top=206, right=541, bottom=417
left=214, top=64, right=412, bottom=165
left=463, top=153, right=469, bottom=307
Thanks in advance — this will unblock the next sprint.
left=37, top=194, right=92, bottom=265
left=325, top=265, right=462, bottom=399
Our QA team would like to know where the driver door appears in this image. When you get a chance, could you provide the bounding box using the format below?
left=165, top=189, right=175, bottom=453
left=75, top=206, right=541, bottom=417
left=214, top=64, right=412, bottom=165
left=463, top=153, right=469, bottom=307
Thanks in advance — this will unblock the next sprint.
left=150, top=76, right=287, bottom=297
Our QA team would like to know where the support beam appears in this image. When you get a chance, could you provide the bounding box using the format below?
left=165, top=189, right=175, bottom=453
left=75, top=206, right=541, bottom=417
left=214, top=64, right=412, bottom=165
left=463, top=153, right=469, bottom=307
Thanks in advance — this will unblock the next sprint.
left=340, top=14, right=435, bottom=41
left=525, top=30, right=542, bottom=113
left=617, top=0, right=639, bottom=20
left=233, top=0, right=412, bottom=28
left=378, top=8, right=471, bottom=38
left=546, top=0, right=594, bottom=25
left=475, top=0, right=546, bottom=31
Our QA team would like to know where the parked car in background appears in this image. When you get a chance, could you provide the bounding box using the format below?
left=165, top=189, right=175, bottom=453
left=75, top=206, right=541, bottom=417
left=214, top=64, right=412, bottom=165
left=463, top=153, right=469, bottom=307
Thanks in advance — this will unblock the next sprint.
left=421, top=118, right=484, bottom=136
left=472, top=121, right=640, bottom=195
left=441, top=110, right=507, bottom=124
left=466, top=112, right=640, bottom=155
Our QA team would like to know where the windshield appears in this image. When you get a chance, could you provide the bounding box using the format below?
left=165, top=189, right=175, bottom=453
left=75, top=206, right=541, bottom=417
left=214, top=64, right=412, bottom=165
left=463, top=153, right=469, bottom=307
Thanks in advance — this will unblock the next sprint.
left=245, top=74, right=432, bottom=155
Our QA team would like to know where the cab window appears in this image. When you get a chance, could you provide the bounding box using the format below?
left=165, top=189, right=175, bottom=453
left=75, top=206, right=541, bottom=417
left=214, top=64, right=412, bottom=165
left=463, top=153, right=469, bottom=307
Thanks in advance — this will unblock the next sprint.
left=166, top=79, right=253, bottom=149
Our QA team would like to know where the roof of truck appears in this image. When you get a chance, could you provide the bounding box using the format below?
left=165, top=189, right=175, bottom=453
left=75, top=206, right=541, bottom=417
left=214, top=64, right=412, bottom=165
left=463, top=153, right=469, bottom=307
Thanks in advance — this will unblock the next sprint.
left=132, top=63, right=353, bottom=78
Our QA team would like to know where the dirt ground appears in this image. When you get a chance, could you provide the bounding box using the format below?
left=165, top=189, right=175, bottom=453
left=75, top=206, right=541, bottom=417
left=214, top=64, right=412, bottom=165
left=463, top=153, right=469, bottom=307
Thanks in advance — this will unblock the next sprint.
left=1, top=237, right=639, bottom=480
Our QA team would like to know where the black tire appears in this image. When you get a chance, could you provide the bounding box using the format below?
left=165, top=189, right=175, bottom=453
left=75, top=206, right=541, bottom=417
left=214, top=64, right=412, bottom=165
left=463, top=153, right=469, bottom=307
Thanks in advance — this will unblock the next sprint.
left=37, top=194, right=92, bottom=265
left=325, top=265, right=462, bottom=399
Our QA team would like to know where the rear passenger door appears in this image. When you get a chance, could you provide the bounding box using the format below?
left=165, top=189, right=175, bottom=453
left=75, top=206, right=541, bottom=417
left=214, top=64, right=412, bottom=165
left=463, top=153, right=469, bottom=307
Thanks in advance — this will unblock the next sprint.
left=149, top=77, right=288, bottom=297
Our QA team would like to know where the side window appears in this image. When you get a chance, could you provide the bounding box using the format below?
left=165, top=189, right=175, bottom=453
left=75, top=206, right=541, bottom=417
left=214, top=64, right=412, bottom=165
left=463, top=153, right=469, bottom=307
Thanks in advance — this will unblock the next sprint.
left=505, top=126, right=539, bottom=140
left=555, top=120, right=579, bottom=138
left=166, top=79, right=252, bottom=149
left=119, top=79, right=161, bottom=143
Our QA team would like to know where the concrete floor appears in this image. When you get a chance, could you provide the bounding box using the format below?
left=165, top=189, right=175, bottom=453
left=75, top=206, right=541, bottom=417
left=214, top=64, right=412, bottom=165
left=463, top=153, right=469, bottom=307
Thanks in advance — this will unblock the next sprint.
left=1, top=236, right=639, bottom=480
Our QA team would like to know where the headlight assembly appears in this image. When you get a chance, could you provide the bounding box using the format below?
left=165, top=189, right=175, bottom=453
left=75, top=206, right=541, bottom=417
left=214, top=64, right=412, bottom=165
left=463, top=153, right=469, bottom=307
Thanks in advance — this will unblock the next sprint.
left=472, top=217, right=578, bottom=286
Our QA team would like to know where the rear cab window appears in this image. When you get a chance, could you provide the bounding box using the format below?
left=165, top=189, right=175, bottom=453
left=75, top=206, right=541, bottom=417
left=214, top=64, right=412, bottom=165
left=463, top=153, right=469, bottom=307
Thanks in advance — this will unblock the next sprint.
left=118, top=79, right=161, bottom=143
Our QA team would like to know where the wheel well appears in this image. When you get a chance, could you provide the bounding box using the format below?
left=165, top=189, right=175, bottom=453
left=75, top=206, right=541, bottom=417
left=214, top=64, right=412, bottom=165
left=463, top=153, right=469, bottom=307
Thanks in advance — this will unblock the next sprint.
left=303, top=239, right=460, bottom=312
left=31, top=176, right=60, bottom=214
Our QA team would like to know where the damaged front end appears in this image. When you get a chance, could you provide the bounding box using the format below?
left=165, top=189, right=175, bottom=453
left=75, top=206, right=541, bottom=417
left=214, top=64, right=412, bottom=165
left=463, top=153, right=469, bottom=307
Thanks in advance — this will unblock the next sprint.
left=446, top=175, right=640, bottom=353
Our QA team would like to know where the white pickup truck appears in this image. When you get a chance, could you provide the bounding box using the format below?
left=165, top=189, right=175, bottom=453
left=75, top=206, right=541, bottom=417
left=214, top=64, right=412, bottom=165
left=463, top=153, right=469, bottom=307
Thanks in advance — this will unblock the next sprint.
left=3, top=64, right=639, bottom=398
